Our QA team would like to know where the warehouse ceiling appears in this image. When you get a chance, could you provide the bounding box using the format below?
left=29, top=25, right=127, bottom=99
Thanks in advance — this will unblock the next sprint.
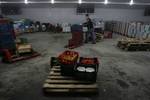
left=0, top=0, right=150, bottom=9
left=1, top=0, right=150, bottom=3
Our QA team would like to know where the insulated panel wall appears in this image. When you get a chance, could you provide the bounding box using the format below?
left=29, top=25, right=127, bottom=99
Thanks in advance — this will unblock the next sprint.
left=2, top=7, right=150, bottom=23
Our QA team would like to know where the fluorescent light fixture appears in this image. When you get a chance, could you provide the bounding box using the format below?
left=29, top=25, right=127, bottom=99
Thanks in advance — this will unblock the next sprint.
left=51, top=0, right=54, bottom=4
left=104, top=0, right=108, bottom=5
left=129, top=0, right=134, bottom=5
left=78, top=0, right=82, bottom=4
left=25, top=0, right=28, bottom=4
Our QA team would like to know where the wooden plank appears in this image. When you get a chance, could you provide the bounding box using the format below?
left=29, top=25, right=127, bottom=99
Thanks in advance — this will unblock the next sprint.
left=45, top=89, right=98, bottom=93
left=53, top=66, right=60, bottom=69
left=51, top=68, right=61, bottom=72
left=45, top=79, right=91, bottom=84
left=43, top=83, right=98, bottom=89
left=49, top=71, right=61, bottom=76
left=47, top=76, right=73, bottom=80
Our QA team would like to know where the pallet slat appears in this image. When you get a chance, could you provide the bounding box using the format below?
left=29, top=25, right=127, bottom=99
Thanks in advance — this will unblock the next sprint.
left=117, top=39, right=150, bottom=51
left=47, top=76, right=73, bottom=80
left=43, top=83, right=98, bottom=89
left=45, top=79, right=91, bottom=84
left=49, top=71, right=61, bottom=76
left=45, top=89, right=98, bottom=93
left=51, top=68, right=61, bottom=71
left=50, top=66, right=60, bottom=69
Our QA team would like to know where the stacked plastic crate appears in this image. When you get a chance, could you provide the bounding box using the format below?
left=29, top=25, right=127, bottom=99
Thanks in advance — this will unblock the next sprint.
left=58, top=50, right=79, bottom=76
left=67, top=24, right=83, bottom=49
left=0, top=19, right=16, bottom=52
left=75, top=57, right=99, bottom=82
left=58, top=50, right=99, bottom=83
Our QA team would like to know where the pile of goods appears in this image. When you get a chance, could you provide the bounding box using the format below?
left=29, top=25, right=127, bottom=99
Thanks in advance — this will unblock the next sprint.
left=105, top=21, right=150, bottom=39
left=58, top=50, right=78, bottom=64
left=117, top=38, right=150, bottom=51
left=2, top=37, right=40, bottom=63
left=13, top=19, right=35, bottom=35
left=75, top=57, right=99, bottom=82
left=103, top=31, right=113, bottom=39
left=43, top=50, right=99, bottom=95
left=50, top=57, right=60, bottom=67
left=13, top=20, right=25, bottom=36
left=65, top=24, right=83, bottom=49
left=15, top=38, right=32, bottom=54
left=58, top=50, right=79, bottom=76
left=96, top=33, right=104, bottom=42
left=0, top=19, right=16, bottom=53
left=80, top=57, right=98, bottom=65
left=56, top=50, right=99, bottom=82
left=16, top=44, right=32, bottom=54
left=21, top=19, right=34, bottom=33
left=62, top=23, right=71, bottom=33
left=55, top=24, right=63, bottom=33
left=35, top=21, right=41, bottom=32
left=0, top=19, right=40, bottom=63
left=13, top=19, right=64, bottom=35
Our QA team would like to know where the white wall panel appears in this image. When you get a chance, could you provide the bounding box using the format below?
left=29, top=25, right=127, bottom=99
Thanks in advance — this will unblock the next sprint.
left=3, top=7, right=150, bottom=23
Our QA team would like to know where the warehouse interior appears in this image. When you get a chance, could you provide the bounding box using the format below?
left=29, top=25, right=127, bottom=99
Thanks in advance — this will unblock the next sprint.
left=0, top=0, right=150, bottom=100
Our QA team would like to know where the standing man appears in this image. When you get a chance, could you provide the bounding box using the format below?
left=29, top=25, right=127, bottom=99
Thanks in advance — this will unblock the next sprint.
left=84, top=14, right=96, bottom=44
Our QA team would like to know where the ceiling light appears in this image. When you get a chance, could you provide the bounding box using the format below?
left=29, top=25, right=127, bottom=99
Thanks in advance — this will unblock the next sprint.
left=104, top=0, right=108, bottom=5
left=51, top=0, right=54, bottom=4
left=25, top=0, right=28, bottom=4
left=78, top=0, right=82, bottom=4
left=129, top=0, right=134, bottom=6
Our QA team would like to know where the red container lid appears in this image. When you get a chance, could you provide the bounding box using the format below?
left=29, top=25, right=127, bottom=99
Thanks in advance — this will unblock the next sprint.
left=0, top=19, right=10, bottom=24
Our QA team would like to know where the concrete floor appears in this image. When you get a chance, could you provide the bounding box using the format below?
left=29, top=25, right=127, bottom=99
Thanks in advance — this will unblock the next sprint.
left=0, top=32, right=150, bottom=100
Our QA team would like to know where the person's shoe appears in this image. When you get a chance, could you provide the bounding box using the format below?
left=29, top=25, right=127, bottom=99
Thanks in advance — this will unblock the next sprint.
left=92, top=42, right=96, bottom=44
left=84, top=41, right=88, bottom=43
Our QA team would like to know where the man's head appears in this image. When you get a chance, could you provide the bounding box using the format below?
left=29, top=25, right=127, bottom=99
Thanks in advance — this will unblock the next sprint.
left=85, top=14, right=89, bottom=18
left=85, top=14, right=90, bottom=22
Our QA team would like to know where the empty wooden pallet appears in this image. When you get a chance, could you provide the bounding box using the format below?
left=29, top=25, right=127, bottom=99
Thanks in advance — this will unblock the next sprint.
left=43, top=66, right=99, bottom=95
left=117, top=38, right=150, bottom=51
left=124, top=42, right=150, bottom=51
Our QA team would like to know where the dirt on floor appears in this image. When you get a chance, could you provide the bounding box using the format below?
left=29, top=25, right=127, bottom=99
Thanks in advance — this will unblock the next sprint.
left=0, top=32, right=150, bottom=100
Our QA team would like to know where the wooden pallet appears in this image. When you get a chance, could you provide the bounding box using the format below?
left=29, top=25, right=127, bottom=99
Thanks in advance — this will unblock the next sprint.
left=124, top=42, right=150, bottom=51
left=2, top=50, right=40, bottom=63
left=117, top=39, right=150, bottom=51
left=43, top=66, right=99, bottom=95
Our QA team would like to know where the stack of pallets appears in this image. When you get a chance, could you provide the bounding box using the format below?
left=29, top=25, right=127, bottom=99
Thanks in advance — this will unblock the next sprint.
left=96, top=33, right=104, bottom=42
left=117, top=38, right=150, bottom=51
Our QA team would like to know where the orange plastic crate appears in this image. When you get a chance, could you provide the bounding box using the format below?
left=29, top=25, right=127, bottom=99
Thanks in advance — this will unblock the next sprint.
left=58, top=50, right=79, bottom=64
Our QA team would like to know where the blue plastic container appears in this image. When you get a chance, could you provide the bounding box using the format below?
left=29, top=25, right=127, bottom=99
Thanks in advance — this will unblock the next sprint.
left=0, top=42, right=16, bottom=49
left=71, top=24, right=83, bottom=33
left=0, top=23, right=14, bottom=33
left=0, top=34, right=14, bottom=42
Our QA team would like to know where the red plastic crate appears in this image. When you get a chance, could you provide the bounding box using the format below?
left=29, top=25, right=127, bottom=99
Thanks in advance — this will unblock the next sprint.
left=58, top=50, right=79, bottom=64
left=74, top=57, right=99, bottom=82
left=66, top=31, right=83, bottom=49
left=72, top=32, right=83, bottom=40
left=104, top=31, right=113, bottom=38
left=0, top=19, right=9, bottom=24
left=79, top=57, right=99, bottom=65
